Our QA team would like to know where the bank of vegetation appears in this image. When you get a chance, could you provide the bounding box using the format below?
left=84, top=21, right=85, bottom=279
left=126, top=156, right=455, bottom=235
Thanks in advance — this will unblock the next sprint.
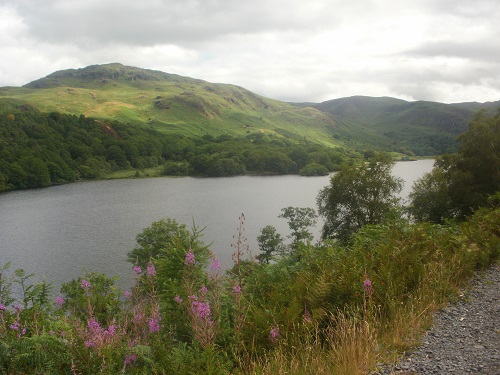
left=0, top=112, right=498, bottom=374
left=0, top=103, right=352, bottom=192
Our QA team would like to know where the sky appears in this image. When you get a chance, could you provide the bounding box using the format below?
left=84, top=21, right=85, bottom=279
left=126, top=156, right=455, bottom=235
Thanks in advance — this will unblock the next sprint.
left=1, top=0, right=499, bottom=104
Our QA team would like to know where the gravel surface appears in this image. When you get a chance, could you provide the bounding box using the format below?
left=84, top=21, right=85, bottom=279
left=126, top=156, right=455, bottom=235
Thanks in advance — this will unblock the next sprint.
left=375, top=264, right=500, bottom=375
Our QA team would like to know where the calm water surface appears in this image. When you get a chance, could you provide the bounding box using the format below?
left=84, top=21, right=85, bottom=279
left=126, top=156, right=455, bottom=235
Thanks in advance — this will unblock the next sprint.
left=0, top=159, right=434, bottom=292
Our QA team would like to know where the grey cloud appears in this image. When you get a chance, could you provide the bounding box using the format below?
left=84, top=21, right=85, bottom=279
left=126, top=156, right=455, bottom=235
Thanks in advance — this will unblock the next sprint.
left=7, top=0, right=335, bottom=47
left=407, top=41, right=500, bottom=63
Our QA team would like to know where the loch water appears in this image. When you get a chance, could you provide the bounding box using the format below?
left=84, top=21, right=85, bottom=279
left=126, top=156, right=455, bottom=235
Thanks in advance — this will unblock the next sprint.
left=0, top=159, right=434, bottom=292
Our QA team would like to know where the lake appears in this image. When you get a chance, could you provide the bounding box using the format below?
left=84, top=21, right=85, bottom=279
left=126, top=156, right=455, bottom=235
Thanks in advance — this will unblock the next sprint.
left=0, top=159, right=434, bottom=292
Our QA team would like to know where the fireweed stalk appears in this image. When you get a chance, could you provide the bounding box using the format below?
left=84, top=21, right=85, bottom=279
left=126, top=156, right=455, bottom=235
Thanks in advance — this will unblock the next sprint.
left=126, top=261, right=161, bottom=345
left=230, top=214, right=251, bottom=353
left=182, top=251, right=218, bottom=348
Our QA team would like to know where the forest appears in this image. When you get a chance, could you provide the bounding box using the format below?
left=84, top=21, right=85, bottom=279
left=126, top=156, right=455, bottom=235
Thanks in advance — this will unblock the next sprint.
left=0, top=104, right=352, bottom=192
left=0, top=111, right=498, bottom=374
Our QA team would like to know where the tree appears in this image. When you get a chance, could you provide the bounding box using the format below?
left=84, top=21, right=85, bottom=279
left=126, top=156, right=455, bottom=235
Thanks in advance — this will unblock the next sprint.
left=127, top=218, right=208, bottom=268
left=279, top=206, right=317, bottom=248
left=256, top=225, right=285, bottom=264
left=407, top=166, right=456, bottom=223
left=317, top=154, right=403, bottom=244
left=409, top=111, right=500, bottom=222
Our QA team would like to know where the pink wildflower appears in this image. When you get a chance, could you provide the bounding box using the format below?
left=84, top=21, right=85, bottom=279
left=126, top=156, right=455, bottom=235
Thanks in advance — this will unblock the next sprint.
left=132, top=313, right=143, bottom=324
left=363, top=276, right=373, bottom=297
left=124, top=353, right=137, bottom=367
left=210, top=258, right=221, bottom=271
left=14, top=304, right=22, bottom=313
left=232, top=284, right=242, bottom=294
left=107, top=325, right=116, bottom=336
left=184, top=251, right=195, bottom=266
left=81, top=279, right=91, bottom=289
left=269, top=325, right=280, bottom=343
left=10, top=321, right=20, bottom=330
left=55, top=296, right=65, bottom=306
left=174, top=295, right=183, bottom=304
left=124, top=290, right=132, bottom=299
left=146, top=263, right=156, bottom=277
left=199, top=285, right=208, bottom=296
left=148, top=317, right=160, bottom=333
left=133, top=265, right=142, bottom=275
left=191, top=300, right=212, bottom=321
left=0, top=304, right=6, bottom=311
left=87, top=319, right=101, bottom=332
left=84, top=339, right=96, bottom=348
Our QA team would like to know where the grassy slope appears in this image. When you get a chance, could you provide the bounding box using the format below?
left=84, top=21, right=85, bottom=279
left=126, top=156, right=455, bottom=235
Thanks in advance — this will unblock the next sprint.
left=0, top=63, right=340, bottom=148
left=299, top=95, right=498, bottom=155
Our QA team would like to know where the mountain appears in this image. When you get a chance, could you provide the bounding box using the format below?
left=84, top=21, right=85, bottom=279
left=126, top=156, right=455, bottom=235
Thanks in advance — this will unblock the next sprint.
left=311, top=96, right=500, bottom=155
left=297, top=96, right=499, bottom=155
left=1, top=63, right=498, bottom=156
left=0, top=63, right=338, bottom=147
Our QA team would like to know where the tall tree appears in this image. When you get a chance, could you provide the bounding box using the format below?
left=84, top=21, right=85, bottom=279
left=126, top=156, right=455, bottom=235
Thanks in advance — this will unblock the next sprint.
left=317, top=154, right=403, bottom=244
left=279, top=206, right=317, bottom=248
left=256, top=225, right=285, bottom=264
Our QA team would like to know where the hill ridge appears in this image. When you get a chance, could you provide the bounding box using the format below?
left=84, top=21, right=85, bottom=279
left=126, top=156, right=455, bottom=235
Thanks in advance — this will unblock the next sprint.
left=2, top=63, right=499, bottom=156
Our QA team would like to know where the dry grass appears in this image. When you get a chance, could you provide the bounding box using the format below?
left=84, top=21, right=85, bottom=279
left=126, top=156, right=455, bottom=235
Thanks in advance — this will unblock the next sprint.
left=246, top=310, right=378, bottom=375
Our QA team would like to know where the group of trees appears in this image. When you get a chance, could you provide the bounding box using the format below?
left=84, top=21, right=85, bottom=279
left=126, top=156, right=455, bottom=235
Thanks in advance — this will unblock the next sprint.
left=256, top=111, right=499, bottom=251
left=0, top=109, right=171, bottom=191
left=0, top=105, right=351, bottom=191
left=408, top=111, right=500, bottom=223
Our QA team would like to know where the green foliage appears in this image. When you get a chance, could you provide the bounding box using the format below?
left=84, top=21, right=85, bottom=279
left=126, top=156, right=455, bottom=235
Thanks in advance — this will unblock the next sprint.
left=60, top=272, right=121, bottom=324
left=278, top=206, right=317, bottom=249
left=317, top=153, right=403, bottom=243
left=299, top=162, right=329, bottom=176
left=256, top=225, right=285, bottom=264
left=409, top=111, right=500, bottom=222
left=127, top=218, right=211, bottom=307
left=311, top=95, right=478, bottom=156
left=0, top=102, right=349, bottom=190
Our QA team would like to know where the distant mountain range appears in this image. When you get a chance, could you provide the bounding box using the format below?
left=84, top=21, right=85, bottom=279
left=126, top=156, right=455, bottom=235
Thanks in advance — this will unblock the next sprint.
left=1, top=63, right=498, bottom=156
left=294, top=96, right=499, bottom=155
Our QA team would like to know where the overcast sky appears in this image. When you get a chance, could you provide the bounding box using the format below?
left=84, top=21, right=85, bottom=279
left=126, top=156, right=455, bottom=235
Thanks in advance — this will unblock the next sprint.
left=1, top=0, right=499, bottom=103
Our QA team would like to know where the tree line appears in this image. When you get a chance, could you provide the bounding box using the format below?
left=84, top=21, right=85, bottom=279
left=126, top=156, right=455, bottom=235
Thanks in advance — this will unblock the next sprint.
left=0, top=104, right=353, bottom=191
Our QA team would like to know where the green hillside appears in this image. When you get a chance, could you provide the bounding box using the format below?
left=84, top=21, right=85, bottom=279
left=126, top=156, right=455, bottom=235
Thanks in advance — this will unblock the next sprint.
left=298, top=96, right=499, bottom=156
left=0, top=63, right=338, bottom=147
left=2, top=63, right=498, bottom=161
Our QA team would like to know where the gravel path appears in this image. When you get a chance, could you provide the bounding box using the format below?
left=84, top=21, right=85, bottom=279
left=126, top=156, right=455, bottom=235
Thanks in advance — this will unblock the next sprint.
left=375, top=264, right=500, bottom=375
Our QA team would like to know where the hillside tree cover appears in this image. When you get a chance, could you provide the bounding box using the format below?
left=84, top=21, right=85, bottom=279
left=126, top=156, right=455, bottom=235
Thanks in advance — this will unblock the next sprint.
left=409, top=111, right=500, bottom=223
left=0, top=104, right=351, bottom=191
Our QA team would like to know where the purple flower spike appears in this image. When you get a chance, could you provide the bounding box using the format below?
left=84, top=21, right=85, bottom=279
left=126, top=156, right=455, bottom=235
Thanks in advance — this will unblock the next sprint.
left=232, top=284, right=242, bottom=294
left=81, top=279, right=91, bottom=289
left=146, top=263, right=156, bottom=277
left=210, top=258, right=221, bottom=271
left=133, top=265, right=142, bottom=275
left=363, top=277, right=373, bottom=297
left=269, top=326, right=280, bottom=343
left=125, top=353, right=137, bottom=367
left=148, top=317, right=160, bottom=333
left=174, top=295, right=183, bottom=304
left=184, top=251, right=196, bottom=266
